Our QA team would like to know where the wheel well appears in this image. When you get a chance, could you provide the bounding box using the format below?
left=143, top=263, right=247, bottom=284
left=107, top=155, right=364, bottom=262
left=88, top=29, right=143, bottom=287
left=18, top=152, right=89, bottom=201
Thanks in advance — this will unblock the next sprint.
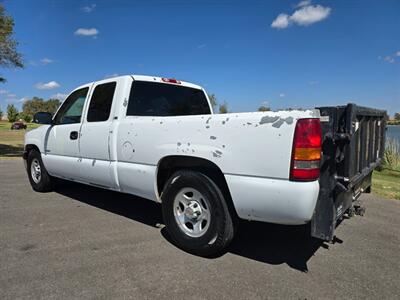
left=24, top=144, right=40, bottom=159
left=156, top=155, right=238, bottom=218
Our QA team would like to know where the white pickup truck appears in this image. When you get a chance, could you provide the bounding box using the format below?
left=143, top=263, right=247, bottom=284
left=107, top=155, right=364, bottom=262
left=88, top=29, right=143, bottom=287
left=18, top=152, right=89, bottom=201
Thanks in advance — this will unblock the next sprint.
left=24, top=75, right=387, bottom=256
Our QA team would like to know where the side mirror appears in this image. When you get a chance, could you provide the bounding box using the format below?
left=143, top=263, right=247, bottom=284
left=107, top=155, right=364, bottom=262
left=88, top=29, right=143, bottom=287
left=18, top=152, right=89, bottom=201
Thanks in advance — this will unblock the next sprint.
left=33, top=112, right=53, bottom=124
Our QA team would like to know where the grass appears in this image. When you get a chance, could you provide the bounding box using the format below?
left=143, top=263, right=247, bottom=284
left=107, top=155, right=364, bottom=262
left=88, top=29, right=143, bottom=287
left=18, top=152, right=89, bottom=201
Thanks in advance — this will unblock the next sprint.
left=0, top=121, right=41, bottom=131
left=387, top=120, right=400, bottom=125
left=373, top=138, right=400, bottom=200
left=382, top=138, right=400, bottom=172
left=372, top=169, right=400, bottom=200
left=0, top=121, right=41, bottom=159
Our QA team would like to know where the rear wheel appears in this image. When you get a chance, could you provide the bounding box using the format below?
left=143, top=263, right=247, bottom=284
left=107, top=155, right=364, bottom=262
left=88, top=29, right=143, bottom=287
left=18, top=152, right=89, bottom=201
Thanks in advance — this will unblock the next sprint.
left=161, top=170, right=235, bottom=256
left=27, top=149, right=54, bottom=192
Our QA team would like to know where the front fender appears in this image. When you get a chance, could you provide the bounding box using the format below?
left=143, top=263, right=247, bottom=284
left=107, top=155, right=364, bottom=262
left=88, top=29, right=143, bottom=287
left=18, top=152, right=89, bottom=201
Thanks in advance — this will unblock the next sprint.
left=24, top=125, right=51, bottom=154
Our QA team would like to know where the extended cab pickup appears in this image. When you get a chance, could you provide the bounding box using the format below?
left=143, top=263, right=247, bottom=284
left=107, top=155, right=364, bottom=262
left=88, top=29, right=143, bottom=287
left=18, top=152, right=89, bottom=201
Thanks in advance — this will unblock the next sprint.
left=24, top=75, right=387, bottom=256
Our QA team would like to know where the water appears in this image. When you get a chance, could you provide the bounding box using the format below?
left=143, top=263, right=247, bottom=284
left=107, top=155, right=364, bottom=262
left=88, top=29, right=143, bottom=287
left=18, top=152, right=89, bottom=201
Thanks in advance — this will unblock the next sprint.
left=387, top=125, right=400, bottom=143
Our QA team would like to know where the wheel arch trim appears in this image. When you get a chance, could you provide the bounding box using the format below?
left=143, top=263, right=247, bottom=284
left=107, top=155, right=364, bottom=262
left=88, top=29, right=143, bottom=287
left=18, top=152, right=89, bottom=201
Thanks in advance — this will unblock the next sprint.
left=155, top=155, right=239, bottom=218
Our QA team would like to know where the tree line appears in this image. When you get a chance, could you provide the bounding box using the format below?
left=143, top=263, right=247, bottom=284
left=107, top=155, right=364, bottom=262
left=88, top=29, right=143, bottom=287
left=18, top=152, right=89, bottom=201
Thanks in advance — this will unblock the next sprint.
left=0, top=97, right=61, bottom=122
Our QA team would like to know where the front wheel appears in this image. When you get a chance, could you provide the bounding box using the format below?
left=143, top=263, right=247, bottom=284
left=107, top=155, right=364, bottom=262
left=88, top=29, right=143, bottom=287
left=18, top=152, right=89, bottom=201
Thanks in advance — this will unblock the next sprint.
left=27, top=149, right=54, bottom=192
left=161, top=170, right=235, bottom=257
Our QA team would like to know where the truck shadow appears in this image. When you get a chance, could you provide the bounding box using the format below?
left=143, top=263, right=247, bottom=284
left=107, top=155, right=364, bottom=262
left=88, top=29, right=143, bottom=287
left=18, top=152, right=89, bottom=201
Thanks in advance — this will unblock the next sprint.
left=228, top=221, right=325, bottom=272
left=55, top=181, right=327, bottom=272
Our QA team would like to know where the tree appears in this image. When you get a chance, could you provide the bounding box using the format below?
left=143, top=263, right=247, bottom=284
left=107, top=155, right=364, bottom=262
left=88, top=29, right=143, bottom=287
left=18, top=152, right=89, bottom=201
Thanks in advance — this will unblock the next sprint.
left=0, top=4, right=23, bottom=83
left=206, top=93, right=229, bottom=114
left=0, top=107, right=3, bottom=119
left=208, top=94, right=217, bottom=111
left=46, top=98, right=61, bottom=114
left=258, top=105, right=270, bottom=112
left=22, top=97, right=45, bottom=117
left=395, top=112, right=400, bottom=121
left=19, top=112, right=31, bottom=123
left=7, top=104, right=18, bottom=122
left=22, top=97, right=60, bottom=120
left=219, top=102, right=228, bottom=114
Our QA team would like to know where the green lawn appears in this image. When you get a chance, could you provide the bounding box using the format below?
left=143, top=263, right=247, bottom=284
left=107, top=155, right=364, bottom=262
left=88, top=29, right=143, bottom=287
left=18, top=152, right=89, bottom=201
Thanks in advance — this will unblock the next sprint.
left=0, top=121, right=41, bottom=131
left=372, top=169, right=400, bottom=200
left=0, top=121, right=41, bottom=158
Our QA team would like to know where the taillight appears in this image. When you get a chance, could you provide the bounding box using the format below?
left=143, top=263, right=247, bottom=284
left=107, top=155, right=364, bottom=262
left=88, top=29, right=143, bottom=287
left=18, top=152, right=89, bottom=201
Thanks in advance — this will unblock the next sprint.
left=290, top=118, right=322, bottom=181
left=161, top=78, right=181, bottom=84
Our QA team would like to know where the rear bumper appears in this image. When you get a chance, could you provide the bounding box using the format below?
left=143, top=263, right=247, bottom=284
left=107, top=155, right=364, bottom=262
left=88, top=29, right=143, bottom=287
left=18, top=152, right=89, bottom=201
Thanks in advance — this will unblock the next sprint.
left=225, top=174, right=319, bottom=225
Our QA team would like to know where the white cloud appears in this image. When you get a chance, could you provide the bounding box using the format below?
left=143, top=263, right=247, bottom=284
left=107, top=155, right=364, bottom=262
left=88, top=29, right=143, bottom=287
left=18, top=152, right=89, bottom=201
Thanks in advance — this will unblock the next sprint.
left=279, top=93, right=285, bottom=98
left=29, top=58, right=55, bottom=66
left=290, top=5, right=331, bottom=26
left=271, top=14, right=290, bottom=29
left=0, top=90, right=19, bottom=101
left=384, top=56, right=395, bottom=63
left=379, top=51, right=400, bottom=63
left=18, top=97, right=28, bottom=103
left=104, top=73, right=119, bottom=79
left=271, top=3, right=331, bottom=29
left=74, top=28, right=99, bottom=37
left=4, top=93, right=18, bottom=102
left=40, top=58, right=54, bottom=65
left=0, top=90, right=22, bottom=102
left=296, top=0, right=311, bottom=8
left=51, top=93, right=68, bottom=100
left=35, top=81, right=60, bottom=90
left=197, top=44, right=207, bottom=49
left=309, top=80, right=319, bottom=85
left=81, top=4, right=96, bottom=13
left=261, top=100, right=269, bottom=106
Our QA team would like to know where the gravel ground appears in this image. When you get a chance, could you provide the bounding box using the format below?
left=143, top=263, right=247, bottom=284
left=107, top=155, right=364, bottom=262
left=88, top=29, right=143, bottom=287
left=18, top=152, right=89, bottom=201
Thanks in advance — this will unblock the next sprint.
left=1, top=159, right=399, bottom=299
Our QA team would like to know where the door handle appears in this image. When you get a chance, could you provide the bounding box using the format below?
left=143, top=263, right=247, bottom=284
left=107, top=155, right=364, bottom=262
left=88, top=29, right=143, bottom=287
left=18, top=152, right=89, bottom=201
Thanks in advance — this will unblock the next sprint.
left=70, top=131, right=79, bottom=140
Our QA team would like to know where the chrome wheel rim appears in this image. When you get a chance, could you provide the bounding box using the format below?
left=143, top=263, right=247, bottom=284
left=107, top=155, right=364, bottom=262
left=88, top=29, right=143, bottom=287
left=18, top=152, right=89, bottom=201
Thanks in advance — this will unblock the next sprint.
left=30, top=158, right=41, bottom=184
left=173, top=187, right=211, bottom=238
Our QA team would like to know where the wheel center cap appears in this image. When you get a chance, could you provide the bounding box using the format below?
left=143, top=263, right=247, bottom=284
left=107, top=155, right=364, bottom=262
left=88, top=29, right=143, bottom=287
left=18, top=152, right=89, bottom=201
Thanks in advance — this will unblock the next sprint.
left=185, top=201, right=202, bottom=219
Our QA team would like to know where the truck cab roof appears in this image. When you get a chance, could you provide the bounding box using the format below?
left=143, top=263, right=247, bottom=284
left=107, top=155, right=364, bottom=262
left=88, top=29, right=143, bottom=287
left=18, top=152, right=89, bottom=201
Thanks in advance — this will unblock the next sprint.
left=75, top=75, right=204, bottom=92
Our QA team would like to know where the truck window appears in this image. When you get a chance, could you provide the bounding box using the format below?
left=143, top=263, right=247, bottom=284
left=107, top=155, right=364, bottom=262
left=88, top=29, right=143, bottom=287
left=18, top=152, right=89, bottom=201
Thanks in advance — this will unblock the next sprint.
left=126, top=81, right=211, bottom=116
left=54, top=87, right=89, bottom=125
left=87, top=82, right=116, bottom=122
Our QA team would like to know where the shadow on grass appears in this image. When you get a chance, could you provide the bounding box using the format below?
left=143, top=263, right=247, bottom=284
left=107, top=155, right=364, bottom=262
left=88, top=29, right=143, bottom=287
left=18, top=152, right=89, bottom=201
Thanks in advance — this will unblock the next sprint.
left=55, top=180, right=328, bottom=272
left=0, top=143, right=23, bottom=157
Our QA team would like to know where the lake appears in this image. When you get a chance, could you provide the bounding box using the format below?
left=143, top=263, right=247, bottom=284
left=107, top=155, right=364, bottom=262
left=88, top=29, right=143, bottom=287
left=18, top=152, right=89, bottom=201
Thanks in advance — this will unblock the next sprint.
left=387, top=125, right=400, bottom=143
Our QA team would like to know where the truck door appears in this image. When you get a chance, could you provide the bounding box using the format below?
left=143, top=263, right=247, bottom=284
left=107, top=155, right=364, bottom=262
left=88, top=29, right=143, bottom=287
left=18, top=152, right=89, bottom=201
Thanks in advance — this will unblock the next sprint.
left=44, top=86, right=90, bottom=180
left=78, top=79, right=118, bottom=188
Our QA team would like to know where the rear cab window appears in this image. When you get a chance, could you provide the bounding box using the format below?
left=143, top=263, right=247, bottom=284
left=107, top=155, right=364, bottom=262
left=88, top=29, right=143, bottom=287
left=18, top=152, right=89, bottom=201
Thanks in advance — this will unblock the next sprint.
left=87, top=82, right=117, bottom=122
left=126, top=81, right=211, bottom=117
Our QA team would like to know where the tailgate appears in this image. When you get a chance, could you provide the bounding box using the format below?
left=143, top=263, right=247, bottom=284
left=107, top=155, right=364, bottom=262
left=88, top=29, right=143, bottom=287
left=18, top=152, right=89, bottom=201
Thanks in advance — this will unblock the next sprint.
left=311, top=103, right=387, bottom=241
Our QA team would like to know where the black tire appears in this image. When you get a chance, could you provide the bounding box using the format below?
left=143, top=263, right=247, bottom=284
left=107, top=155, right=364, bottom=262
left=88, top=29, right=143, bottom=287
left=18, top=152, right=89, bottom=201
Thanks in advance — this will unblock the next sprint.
left=161, top=170, right=235, bottom=257
left=27, top=149, right=54, bottom=192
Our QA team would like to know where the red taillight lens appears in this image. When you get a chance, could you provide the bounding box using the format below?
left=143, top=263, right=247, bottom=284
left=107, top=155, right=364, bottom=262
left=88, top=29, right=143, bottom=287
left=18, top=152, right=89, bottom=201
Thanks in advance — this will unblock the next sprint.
left=290, top=118, right=322, bottom=181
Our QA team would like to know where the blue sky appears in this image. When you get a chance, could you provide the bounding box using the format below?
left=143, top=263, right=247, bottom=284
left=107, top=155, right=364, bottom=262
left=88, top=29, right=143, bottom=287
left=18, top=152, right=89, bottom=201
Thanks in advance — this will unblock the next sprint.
left=0, top=0, right=399, bottom=115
